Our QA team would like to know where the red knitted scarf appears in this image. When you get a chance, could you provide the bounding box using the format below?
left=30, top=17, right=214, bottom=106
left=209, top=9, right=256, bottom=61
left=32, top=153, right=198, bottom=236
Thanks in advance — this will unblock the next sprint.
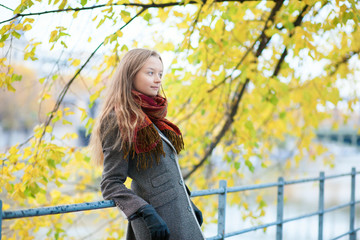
left=126, top=90, right=184, bottom=169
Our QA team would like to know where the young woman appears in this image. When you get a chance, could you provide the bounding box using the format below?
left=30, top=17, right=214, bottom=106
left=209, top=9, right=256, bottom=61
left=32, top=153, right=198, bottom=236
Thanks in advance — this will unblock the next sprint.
left=89, top=49, right=205, bottom=240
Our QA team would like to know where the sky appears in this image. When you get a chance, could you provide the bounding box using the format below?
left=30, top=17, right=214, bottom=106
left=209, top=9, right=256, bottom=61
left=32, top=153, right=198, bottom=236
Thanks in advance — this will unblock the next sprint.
left=0, top=0, right=187, bottom=76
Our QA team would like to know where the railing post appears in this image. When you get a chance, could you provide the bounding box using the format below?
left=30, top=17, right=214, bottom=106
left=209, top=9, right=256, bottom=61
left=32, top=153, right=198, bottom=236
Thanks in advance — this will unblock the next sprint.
left=1, top=200, right=2, bottom=240
left=218, top=180, right=227, bottom=240
left=276, top=177, right=284, bottom=240
left=349, top=167, right=356, bottom=240
left=318, top=172, right=325, bottom=240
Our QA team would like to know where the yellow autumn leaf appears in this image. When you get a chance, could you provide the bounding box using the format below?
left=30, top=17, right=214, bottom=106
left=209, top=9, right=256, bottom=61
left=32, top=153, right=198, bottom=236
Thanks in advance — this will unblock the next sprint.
left=49, top=30, right=58, bottom=42
left=71, top=59, right=81, bottom=66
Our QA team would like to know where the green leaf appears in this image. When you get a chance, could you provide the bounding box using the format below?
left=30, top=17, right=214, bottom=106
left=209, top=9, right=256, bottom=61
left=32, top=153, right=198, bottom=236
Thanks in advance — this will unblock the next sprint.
left=59, top=0, right=67, bottom=9
left=279, top=111, right=286, bottom=119
left=11, top=31, right=21, bottom=39
left=144, top=13, right=152, bottom=22
left=121, top=44, right=128, bottom=51
left=269, top=94, right=278, bottom=105
left=84, top=156, right=91, bottom=163
left=0, top=33, right=10, bottom=42
left=234, top=162, right=241, bottom=170
left=245, top=159, right=255, bottom=172
left=205, top=38, right=216, bottom=45
left=11, top=74, right=22, bottom=82
left=97, top=18, right=106, bottom=29
left=42, top=176, right=49, bottom=183
left=284, top=21, right=294, bottom=30
left=62, top=119, right=72, bottom=125
left=81, top=0, right=87, bottom=6
left=61, top=41, right=68, bottom=48
left=14, top=3, right=28, bottom=14
left=47, top=159, right=56, bottom=169
left=245, top=121, right=254, bottom=131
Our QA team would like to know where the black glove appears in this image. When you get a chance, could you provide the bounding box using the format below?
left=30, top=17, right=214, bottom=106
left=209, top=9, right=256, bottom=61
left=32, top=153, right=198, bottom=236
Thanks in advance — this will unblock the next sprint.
left=191, top=200, right=203, bottom=226
left=185, top=185, right=203, bottom=226
left=129, top=204, right=170, bottom=240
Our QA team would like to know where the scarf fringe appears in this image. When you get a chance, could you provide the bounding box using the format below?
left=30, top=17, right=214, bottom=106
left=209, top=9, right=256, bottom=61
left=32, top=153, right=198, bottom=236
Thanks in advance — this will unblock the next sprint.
left=137, top=125, right=161, bottom=152
left=123, top=125, right=166, bottom=170
left=162, top=129, right=184, bottom=154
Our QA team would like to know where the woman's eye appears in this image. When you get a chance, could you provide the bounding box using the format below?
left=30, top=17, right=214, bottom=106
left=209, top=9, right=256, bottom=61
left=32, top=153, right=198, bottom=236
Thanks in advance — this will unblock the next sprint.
left=148, top=72, right=153, bottom=75
left=159, top=74, right=162, bottom=78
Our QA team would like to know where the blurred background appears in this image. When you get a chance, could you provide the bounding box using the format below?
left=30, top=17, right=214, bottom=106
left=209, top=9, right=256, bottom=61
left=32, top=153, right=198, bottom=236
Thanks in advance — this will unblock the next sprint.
left=1, top=0, right=359, bottom=239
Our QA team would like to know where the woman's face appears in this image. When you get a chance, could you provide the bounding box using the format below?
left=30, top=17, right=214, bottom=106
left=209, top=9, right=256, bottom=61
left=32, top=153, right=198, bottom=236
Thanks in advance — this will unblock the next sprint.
left=133, top=56, right=163, bottom=97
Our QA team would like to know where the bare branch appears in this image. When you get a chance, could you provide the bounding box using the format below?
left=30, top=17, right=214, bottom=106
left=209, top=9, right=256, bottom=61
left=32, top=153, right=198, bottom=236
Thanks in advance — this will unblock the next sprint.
left=207, top=38, right=259, bottom=93
left=187, top=3, right=312, bottom=178
left=0, top=0, right=276, bottom=25
left=272, top=5, right=309, bottom=77
left=176, top=99, right=204, bottom=125
left=0, top=4, right=13, bottom=11
left=35, top=7, right=146, bottom=151
left=184, top=78, right=250, bottom=179
left=330, top=49, right=360, bottom=76
left=184, top=0, right=286, bottom=179
left=185, top=4, right=204, bottom=51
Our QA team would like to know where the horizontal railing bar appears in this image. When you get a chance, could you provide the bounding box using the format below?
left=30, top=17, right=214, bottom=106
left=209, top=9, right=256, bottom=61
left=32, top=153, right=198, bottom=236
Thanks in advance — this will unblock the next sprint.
left=3, top=192, right=359, bottom=221
left=282, top=211, right=320, bottom=224
left=330, top=227, right=360, bottom=240
left=193, top=172, right=360, bottom=196
left=223, top=200, right=360, bottom=238
left=191, top=189, right=225, bottom=197
left=3, top=194, right=359, bottom=221
left=3, top=200, right=115, bottom=220
left=225, top=221, right=278, bottom=237
left=206, top=234, right=222, bottom=240
left=320, top=172, right=359, bottom=180
left=323, top=200, right=360, bottom=215
left=285, top=172, right=359, bottom=185
left=227, top=182, right=279, bottom=192
left=282, top=200, right=360, bottom=225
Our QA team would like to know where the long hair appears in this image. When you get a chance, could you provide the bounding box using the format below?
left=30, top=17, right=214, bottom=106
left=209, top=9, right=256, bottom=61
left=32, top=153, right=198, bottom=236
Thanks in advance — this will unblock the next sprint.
left=89, top=49, right=163, bottom=166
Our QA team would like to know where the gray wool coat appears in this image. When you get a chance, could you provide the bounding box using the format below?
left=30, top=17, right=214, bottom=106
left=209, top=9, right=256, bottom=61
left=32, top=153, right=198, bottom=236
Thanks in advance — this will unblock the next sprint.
left=100, top=119, right=205, bottom=240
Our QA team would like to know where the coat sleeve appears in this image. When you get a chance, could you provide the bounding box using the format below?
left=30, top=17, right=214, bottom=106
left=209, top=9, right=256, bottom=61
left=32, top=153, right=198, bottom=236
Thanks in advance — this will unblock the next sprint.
left=100, top=116, right=148, bottom=218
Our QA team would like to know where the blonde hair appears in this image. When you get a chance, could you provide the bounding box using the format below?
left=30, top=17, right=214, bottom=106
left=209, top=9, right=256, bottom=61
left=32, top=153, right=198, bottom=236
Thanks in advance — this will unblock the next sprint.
left=89, top=48, right=163, bottom=166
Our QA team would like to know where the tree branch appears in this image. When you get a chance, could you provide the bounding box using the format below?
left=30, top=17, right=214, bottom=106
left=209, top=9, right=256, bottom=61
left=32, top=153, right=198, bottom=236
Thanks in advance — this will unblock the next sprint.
left=185, top=4, right=204, bottom=51
left=184, top=0, right=285, bottom=179
left=207, top=37, right=259, bottom=93
left=0, top=4, right=13, bottom=12
left=184, top=78, right=250, bottom=179
left=0, top=0, right=276, bottom=25
left=35, top=8, right=146, bottom=150
left=272, top=5, right=309, bottom=77
left=330, top=49, right=360, bottom=76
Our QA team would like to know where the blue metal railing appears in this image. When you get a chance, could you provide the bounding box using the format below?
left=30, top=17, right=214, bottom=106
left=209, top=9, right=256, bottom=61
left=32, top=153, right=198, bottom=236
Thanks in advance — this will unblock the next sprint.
left=1, top=167, right=359, bottom=240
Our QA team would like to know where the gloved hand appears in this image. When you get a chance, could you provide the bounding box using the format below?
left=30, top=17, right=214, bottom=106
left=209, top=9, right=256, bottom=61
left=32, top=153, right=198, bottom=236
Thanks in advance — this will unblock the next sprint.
left=130, top=204, right=170, bottom=240
left=185, top=184, right=203, bottom=226
left=191, top=200, right=203, bottom=226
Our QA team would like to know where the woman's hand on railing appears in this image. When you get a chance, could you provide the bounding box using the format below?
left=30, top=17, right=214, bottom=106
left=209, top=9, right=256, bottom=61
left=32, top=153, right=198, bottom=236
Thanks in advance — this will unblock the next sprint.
left=129, top=204, right=170, bottom=240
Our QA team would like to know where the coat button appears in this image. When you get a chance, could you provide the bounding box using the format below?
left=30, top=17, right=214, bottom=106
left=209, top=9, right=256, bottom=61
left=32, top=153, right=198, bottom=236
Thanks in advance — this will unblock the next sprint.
left=187, top=205, right=192, bottom=212
left=179, top=179, right=183, bottom=185
left=170, top=153, right=175, bottom=160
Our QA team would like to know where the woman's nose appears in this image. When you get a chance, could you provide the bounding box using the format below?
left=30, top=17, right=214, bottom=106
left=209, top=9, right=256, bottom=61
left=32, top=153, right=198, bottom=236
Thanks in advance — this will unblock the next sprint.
left=154, top=75, right=161, bottom=83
